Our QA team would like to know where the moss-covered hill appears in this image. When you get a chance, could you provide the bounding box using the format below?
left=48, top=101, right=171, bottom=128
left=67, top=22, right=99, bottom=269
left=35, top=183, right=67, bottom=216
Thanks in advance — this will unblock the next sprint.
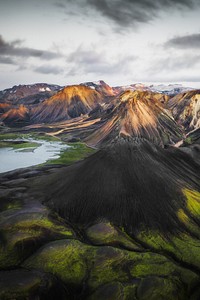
left=0, top=137, right=200, bottom=300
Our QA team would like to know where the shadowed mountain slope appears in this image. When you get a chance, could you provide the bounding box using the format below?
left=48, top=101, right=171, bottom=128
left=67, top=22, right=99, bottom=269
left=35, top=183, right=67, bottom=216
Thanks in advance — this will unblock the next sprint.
left=40, top=137, right=200, bottom=235
left=30, top=85, right=103, bottom=124
left=85, top=90, right=183, bottom=147
left=0, top=83, right=61, bottom=104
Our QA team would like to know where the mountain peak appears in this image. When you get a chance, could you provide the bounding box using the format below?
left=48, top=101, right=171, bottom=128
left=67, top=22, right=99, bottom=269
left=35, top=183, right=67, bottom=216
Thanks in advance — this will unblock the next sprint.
left=85, top=90, right=182, bottom=147
left=31, top=85, right=103, bottom=123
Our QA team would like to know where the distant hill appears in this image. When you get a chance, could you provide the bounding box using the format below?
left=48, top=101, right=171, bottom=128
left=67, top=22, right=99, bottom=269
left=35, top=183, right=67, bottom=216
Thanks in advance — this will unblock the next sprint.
left=30, top=85, right=103, bottom=124
left=167, top=90, right=200, bottom=132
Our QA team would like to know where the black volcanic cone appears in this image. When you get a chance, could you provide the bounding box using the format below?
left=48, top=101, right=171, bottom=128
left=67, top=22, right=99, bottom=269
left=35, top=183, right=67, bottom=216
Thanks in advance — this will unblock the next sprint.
left=42, top=137, right=200, bottom=234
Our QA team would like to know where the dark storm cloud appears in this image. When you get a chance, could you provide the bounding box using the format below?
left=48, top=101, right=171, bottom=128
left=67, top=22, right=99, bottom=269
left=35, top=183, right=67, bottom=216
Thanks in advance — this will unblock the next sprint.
left=66, top=46, right=137, bottom=76
left=85, top=0, right=197, bottom=27
left=0, top=35, right=61, bottom=60
left=166, top=33, right=200, bottom=49
left=34, top=65, right=64, bottom=75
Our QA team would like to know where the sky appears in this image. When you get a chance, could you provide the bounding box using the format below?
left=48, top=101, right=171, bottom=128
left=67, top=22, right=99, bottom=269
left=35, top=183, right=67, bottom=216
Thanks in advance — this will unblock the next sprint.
left=0, top=0, right=200, bottom=90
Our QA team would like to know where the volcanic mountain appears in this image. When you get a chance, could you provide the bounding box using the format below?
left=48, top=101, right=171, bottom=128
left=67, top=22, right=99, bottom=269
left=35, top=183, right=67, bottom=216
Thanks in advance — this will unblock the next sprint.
left=167, top=90, right=200, bottom=132
left=0, top=103, right=11, bottom=114
left=85, top=90, right=183, bottom=148
left=0, top=83, right=62, bottom=105
left=113, top=83, right=193, bottom=96
left=81, top=80, right=117, bottom=97
left=1, top=104, right=30, bottom=127
left=38, top=136, right=200, bottom=235
left=30, top=85, right=103, bottom=124
left=1, top=82, right=200, bottom=299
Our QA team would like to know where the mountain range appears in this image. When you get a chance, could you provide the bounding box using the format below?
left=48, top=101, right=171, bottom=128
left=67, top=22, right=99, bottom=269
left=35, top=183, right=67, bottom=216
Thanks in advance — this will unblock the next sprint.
left=0, top=80, right=200, bottom=300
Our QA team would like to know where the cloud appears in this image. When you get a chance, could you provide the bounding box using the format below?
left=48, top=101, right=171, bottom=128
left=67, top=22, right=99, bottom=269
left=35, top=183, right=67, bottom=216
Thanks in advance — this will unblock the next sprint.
left=0, top=35, right=62, bottom=60
left=85, top=0, right=198, bottom=28
left=145, top=53, right=200, bottom=83
left=34, top=64, right=64, bottom=75
left=53, top=1, right=66, bottom=8
left=0, top=56, right=16, bottom=65
left=166, top=33, right=200, bottom=49
left=66, top=46, right=137, bottom=76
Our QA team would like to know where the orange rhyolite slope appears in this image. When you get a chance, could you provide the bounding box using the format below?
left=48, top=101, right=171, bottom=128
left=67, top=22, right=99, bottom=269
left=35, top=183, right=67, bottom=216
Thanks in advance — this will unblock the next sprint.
left=0, top=103, right=11, bottom=113
left=31, top=85, right=103, bottom=123
left=1, top=104, right=29, bottom=126
left=85, top=90, right=183, bottom=147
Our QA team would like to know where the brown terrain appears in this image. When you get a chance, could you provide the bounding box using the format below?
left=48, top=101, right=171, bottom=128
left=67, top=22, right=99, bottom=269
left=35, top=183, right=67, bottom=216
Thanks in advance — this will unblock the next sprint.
left=0, top=81, right=200, bottom=299
left=30, top=85, right=104, bottom=124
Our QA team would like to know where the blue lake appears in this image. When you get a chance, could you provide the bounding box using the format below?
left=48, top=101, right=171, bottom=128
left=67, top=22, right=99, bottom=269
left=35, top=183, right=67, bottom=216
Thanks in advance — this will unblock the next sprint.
left=0, top=138, right=70, bottom=173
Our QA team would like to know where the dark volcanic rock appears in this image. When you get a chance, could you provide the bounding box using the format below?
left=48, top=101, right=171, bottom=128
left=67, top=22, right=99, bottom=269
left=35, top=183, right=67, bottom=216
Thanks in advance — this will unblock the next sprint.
left=0, top=269, right=67, bottom=300
left=41, top=137, right=199, bottom=234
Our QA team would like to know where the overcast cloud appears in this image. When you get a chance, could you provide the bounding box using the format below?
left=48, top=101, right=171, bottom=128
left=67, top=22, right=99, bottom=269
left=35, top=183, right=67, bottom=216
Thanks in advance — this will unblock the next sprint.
left=86, top=0, right=198, bottom=28
left=0, top=35, right=62, bottom=61
left=66, top=46, right=137, bottom=76
left=0, top=0, right=200, bottom=89
left=166, top=33, right=200, bottom=49
left=34, top=64, right=64, bottom=75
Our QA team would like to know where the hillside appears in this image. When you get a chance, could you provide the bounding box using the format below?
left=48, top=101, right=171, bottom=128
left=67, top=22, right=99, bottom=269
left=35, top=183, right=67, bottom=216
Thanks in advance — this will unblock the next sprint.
left=85, top=90, right=183, bottom=147
left=167, top=90, right=200, bottom=132
left=30, top=85, right=103, bottom=124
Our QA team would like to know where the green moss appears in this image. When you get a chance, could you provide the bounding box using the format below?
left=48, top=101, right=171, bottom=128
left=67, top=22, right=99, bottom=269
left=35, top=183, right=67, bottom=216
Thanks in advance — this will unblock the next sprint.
left=183, top=188, right=200, bottom=217
left=123, top=284, right=138, bottom=300
left=88, top=244, right=197, bottom=294
left=137, top=277, right=186, bottom=300
left=137, top=230, right=200, bottom=286
left=0, top=133, right=40, bottom=147
left=30, top=133, right=60, bottom=142
left=0, top=132, right=60, bottom=143
left=177, top=209, right=200, bottom=238
left=1, top=200, right=22, bottom=212
left=86, top=222, right=142, bottom=251
left=45, top=142, right=95, bottom=165
left=23, top=239, right=92, bottom=286
left=0, top=132, right=94, bottom=165
left=0, top=210, right=74, bottom=268
left=1, top=211, right=73, bottom=237
left=127, top=250, right=190, bottom=279
left=88, top=282, right=125, bottom=300
left=0, top=232, right=42, bottom=268
left=0, top=271, right=43, bottom=299
left=88, top=246, right=130, bottom=290
left=0, top=133, right=28, bottom=140
left=14, top=142, right=40, bottom=149
left=184, top=136, right=192, bottom=145
left=0, top=269, right=56, bottom=300
left=0, top=140, right=40, bottom=149
left=131, top=258, right=176, bottom=277
left=0, top=132, right=57, bottom=141
left=172, top=234, right=200, bottom=270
